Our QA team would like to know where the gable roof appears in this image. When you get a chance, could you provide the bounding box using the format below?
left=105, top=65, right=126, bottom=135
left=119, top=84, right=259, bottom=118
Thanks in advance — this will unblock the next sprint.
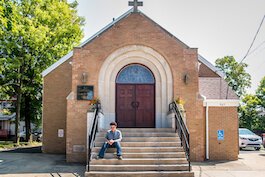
left=42, top=9, right=134, bottom=77
left=42, top=8, right=223, bottom=78
left=78, top=8, right=191, bottom=49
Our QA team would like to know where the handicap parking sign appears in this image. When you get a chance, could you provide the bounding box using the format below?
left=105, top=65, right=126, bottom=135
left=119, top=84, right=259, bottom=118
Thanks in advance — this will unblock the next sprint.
left=217, top=130, right=224, bottom=140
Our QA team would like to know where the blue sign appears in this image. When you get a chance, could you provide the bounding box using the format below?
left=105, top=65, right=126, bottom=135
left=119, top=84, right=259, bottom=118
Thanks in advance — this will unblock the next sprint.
left=217, top=130, right=224, bottom=140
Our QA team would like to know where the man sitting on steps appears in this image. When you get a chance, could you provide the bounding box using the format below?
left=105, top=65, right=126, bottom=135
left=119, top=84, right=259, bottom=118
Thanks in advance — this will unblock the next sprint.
left=96, top=122, right=123, bottom=160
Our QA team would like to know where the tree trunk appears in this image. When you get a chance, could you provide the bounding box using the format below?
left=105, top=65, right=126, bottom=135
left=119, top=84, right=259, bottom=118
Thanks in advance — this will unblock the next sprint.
left=25, top=95, right=31, bottom=142
left=15, top=88, right=22, bottom=144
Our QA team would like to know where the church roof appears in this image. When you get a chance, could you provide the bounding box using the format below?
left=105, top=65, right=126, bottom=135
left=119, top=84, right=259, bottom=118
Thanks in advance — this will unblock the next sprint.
left=42, top=8, right=223, bottom=78
left=78, top=8, right=190, bottom=49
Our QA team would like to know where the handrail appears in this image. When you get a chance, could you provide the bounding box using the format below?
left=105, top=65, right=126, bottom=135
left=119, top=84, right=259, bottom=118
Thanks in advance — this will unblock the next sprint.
left=169, top=101, right=191, bottom=171
left=87, top=103, right=100, bottom=172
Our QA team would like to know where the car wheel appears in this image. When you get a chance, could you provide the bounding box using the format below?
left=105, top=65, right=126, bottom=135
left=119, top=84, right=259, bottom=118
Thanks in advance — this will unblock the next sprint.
left=254, top=147, right=261, bottom=151
left=239, top=147, right=243, bottom=150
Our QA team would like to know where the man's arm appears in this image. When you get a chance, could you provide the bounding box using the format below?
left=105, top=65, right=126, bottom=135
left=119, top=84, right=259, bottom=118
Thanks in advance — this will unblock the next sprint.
left=105, top=132, right=110, bottom=143
left=114, top=131, right=122, bottom=142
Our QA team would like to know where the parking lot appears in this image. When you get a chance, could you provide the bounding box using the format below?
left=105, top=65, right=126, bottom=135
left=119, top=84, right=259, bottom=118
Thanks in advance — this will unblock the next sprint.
left=0, top=146, right=85, bottom=177
left=0, top=146, right=264, bottom=177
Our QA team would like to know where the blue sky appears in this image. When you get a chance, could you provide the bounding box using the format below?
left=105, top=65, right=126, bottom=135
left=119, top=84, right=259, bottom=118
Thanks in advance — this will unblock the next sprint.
left=74, top=0, right=265, bottom=93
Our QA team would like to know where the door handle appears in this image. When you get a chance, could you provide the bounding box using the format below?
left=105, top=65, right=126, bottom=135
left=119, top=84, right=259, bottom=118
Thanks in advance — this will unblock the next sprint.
left=131, top=101, right=135, bottom=108
left=131, top=101, right=139, bottom=109
left=135, top=101, right=140, bottom=109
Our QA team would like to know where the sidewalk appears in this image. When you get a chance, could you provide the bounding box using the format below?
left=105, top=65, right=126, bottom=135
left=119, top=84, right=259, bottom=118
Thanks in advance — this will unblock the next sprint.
left=192, top=149, right=265, bottom=177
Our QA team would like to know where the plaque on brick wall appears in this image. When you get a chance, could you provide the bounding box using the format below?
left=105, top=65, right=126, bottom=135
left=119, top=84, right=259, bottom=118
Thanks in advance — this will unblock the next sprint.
left=77, top=85, right=94, bottom=100
left=73, top=145, right=86, bottom=152
left=58, top=129, right=64, bottom=138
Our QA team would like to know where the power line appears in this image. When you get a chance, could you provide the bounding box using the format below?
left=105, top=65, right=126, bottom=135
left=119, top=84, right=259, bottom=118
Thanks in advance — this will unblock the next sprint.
left=247, top=39, right=265, bottom=57
left=240, top=15, right=265, bottom=63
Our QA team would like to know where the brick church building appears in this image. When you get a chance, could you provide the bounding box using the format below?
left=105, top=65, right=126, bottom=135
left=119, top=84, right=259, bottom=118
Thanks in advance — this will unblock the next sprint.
left=42, top=2, right=239, bottom=174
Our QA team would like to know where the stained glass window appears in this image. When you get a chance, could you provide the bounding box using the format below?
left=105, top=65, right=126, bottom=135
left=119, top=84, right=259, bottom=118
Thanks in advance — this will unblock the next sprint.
left=116, top=64, right=155, bottom=84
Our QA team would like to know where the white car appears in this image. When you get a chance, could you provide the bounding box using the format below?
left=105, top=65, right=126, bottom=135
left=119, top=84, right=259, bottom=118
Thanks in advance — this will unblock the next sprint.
left=19, top=131, right=26, bottom=141
left=239, top=128, right=262, bottom=150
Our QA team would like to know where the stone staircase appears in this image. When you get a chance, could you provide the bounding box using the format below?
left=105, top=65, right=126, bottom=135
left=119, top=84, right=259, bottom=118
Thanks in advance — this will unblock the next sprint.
left=85, top=128, right=194, bottom=177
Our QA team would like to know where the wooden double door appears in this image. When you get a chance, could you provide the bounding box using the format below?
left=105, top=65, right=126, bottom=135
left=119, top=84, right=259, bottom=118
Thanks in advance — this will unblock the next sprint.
left=116, top=84, right=155, bottom=128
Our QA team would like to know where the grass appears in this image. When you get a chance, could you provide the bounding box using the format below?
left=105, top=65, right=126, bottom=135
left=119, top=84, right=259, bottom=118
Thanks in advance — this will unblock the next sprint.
left=0, top=141, right=42, bottom=150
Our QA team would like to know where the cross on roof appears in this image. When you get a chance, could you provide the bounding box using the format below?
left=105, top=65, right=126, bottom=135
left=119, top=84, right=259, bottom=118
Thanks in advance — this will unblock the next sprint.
left=129, top=0, right=143, bottom=12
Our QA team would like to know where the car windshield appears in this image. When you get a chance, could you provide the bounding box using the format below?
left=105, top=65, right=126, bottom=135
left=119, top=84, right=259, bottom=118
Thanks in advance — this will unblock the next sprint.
left=239, top=129, right=255, bottom=135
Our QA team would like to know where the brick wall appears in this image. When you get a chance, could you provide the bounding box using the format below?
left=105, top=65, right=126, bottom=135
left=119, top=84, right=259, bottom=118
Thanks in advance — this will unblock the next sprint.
left=43, top=11, right=239, bottom=162
left=42, top=59, right=72, bottom=153
left=208, top=107, right=239, bottom=160
left=189, top=98, right=206, bottom=161
left=65, top=12, right=203, bottom=162
left=199, top=63, right=219, bottom=77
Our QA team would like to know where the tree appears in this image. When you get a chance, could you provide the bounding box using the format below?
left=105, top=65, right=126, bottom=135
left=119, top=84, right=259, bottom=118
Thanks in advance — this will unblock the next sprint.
left=255, top=76, right=265, bottom=130
left=256, top=76, right=265, bottom=108
left=239, top=94, right=260, bottom=130
left=215, top=56, right=251, bottom=97
left=239, top=77, right=265, bottom=131
left=0, top=0, right=84, bottom=143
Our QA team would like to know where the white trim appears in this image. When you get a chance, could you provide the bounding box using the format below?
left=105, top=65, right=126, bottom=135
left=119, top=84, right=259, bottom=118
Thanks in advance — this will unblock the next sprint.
left=203, top=99, right=240, bottom=107
left=201, top=94, right=209, bottom=160
left=42, top=51, right=73, bottom=77
left=66, top=92, right=74, bottom=100
left=205, top=101, right=209, bottom=160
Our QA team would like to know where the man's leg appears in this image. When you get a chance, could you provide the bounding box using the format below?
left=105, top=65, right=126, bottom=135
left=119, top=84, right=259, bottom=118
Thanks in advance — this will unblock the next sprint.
left=113, top=142, right=122, bottom=157
left=98, top=142, right=109, bottom=158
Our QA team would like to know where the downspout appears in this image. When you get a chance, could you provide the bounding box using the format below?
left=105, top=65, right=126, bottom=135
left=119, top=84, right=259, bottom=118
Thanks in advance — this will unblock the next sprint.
left=205, top=101, right=209, bottom=160
left=201, top=95, right=209, bottom=160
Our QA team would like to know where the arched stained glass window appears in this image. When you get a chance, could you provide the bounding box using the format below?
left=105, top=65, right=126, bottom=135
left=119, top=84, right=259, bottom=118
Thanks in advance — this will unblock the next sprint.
left=116, top=64, right=155, bottom=84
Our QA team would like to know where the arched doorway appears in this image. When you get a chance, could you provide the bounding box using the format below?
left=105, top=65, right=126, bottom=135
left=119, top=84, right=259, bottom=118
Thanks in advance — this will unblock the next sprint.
left=98, top=45, right=173, bottom=129
left=116, top=64, right=155, bottom=128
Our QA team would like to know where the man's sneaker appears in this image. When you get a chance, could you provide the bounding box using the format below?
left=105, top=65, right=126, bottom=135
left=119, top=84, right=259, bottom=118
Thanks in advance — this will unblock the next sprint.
left=117, top=156, right=123, bottom=160
left=96, top=156, right=103, bottom=160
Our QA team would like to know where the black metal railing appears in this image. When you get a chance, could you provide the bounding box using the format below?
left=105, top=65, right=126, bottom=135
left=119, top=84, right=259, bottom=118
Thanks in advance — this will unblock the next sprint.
left=87, top=103, right=100, bottom=171
left=169, top=101, right=191, bottom=171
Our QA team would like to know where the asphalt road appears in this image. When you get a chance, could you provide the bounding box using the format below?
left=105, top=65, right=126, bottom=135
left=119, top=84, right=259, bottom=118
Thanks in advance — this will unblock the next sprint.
left=0, top=146, right=85, bottom=177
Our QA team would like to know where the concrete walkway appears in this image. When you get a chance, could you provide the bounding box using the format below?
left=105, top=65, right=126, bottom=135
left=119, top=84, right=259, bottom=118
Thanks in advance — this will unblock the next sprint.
left=193, top=149, right=265, bottom=177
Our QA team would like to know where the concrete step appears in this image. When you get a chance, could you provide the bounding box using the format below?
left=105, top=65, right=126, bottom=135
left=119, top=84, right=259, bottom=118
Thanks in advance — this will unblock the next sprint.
left=99, top=128, right=175, bottom=133
left=92, top=146, right=184, bottom=153
left=88, top=129, right=193, bottom=177
left=89, top=164, right=190, bottom=171
left=85, top=171, right=194, bottom=177
left=90, top=158, right=188, bottom=165
left=95, top=137, right=180, bottom=142
left=96, top=132, right=178, bottom=137
left=94, top=142, right=181, bottom=147
left=91, top=152, right=186, bottom=158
